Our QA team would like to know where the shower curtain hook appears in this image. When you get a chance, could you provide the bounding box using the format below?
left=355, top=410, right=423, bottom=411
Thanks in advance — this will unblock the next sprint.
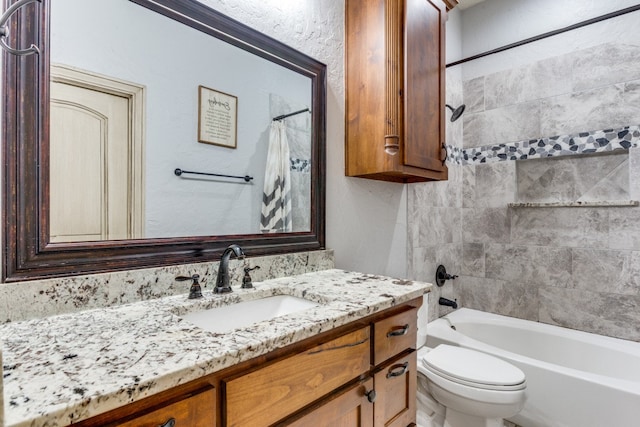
left=0, top=0, right=41, bottom=56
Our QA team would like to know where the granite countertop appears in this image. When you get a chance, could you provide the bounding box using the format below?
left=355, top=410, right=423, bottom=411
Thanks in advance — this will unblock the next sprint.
left=0, top=269, right=430, bottom=427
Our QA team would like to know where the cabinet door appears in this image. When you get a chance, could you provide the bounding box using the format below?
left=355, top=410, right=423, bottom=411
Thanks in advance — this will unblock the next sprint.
left=373, top=352, right=417, bottom=427
left=404, top=0, right=447, bottom=175
left=285, top=378, right=375, bottom=427
left=224, top=327, right=371, bottom=427
left=113, top=388, right=215, bottom=427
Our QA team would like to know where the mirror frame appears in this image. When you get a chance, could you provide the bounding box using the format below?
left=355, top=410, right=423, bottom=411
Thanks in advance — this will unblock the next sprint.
left=2, top=0, right=326, bottom=282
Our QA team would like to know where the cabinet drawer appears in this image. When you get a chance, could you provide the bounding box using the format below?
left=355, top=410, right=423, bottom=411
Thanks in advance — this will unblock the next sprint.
left=374, top=352, right=417, bottom=427
left=224, top=327, right=371, bottom=427
left=114, top=388, right=215, bottom=427
left=373, top=308, right=417, bottom=365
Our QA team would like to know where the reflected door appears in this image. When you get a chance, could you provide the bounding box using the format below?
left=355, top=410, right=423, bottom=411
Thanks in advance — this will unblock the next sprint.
left=50, top=69, right=144, bottom=242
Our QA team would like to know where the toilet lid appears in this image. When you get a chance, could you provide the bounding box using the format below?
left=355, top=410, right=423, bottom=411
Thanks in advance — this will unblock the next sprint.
left=423, top=345, right=525, bottom=388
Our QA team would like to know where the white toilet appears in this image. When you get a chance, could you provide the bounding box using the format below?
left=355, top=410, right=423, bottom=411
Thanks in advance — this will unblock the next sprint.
left=416, top=297, right=526, bottom=427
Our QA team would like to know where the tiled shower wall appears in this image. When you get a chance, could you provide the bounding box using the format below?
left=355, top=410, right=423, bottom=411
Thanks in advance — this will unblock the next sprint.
left=408, top=69, right=464, bottom=322
left=409, top=43, right=640, bottom=341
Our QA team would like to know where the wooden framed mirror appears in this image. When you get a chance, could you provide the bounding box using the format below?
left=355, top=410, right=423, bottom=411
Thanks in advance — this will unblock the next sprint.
left=2, top=0, right=326, bottom=282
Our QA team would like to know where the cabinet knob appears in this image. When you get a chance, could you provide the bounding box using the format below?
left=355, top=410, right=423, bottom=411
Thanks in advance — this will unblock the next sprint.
left=159, top=418, right=176, bottom=427
left=386, top=324, right=409, bottom=337
left=365, top=389, right=377, bottom=403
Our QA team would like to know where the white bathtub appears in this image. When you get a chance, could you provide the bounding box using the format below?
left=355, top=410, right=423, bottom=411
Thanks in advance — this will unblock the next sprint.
left=426, top=308, right=640, bottom=427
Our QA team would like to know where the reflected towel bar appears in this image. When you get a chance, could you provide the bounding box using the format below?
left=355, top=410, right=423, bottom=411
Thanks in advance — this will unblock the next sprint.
left=174, top=168, right=253, bottom=182
left=272, top=108, right=310, bottom=121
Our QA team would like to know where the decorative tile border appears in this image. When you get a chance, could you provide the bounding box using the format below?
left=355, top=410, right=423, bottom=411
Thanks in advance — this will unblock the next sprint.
left=291, top=158, right=311, bottom=172
left=446, top=125, right=640, bottom=166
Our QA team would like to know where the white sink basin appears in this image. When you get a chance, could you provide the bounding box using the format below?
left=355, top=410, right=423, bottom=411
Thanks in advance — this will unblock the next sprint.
left=181, top=295, right=320, bottom=333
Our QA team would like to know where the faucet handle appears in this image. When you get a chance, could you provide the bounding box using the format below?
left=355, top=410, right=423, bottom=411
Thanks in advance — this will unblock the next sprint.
left=435, top=265, right=458, bottom=287
left=175, top=274, right=203, bottom=299
left=175, top=273, right=200, bottom=282
left=242, top=266, right=260, bottom=289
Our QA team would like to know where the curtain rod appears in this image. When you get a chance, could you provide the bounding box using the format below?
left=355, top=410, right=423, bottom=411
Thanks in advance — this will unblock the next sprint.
left=446, top=4, right=640, bottom=68
left=272, top=108, right=310, bottom=121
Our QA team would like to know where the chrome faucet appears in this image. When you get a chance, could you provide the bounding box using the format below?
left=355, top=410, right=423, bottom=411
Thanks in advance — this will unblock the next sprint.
left=214, top=244, right=245, bottom=293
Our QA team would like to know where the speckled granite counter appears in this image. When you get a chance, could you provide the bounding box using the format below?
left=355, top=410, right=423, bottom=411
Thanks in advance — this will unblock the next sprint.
left=0, top=269, right=431, bottom=427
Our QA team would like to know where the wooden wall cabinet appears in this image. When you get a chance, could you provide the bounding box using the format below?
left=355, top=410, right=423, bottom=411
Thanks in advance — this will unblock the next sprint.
left=346, top=0, right=449, bottom=183
left=74, top=300, right=421, bottom=427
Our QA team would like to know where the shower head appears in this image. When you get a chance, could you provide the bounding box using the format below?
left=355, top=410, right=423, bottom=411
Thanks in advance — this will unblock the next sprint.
left=445, top=104, right=466, bottom=122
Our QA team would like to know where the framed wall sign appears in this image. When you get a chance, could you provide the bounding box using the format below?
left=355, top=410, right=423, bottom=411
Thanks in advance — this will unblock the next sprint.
left=198, top=85, right=238, bottom=148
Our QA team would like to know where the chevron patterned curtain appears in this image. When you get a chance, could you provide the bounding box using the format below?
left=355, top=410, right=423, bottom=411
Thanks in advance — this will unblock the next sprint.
left=261, top=121, right=292, bottom=233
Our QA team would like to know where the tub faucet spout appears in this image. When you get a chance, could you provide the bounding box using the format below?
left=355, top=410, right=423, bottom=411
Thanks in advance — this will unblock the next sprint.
left=439, top=297, right=458, bottom=309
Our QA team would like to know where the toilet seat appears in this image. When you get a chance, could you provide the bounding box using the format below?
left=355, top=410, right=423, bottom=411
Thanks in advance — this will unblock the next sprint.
left=422, top=345, right=526, bottom=391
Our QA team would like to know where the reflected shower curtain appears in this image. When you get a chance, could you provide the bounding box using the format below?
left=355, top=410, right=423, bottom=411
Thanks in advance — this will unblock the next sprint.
left=261, top=121, right=292, bottom=233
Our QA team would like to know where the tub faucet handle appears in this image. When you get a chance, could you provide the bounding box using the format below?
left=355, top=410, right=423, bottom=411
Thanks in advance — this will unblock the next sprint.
left=436, top=265, right=458, bottom=287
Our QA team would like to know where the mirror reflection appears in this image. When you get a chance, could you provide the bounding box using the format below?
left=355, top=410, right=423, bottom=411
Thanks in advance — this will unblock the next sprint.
left=50, top=0, right=312, bottom=242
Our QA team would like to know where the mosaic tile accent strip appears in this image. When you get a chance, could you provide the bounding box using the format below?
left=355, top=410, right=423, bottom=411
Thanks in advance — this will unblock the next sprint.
left=290, top=158, right=311, bottom=172
left=445, top=125, right=640, bottom=166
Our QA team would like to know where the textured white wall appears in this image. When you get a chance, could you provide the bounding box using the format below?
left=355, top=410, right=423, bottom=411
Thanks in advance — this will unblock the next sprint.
left=201, top=0, right=409, bottom=277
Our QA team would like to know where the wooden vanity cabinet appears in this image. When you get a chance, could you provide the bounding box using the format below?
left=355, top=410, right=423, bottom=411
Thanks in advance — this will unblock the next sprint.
left=345, top=0, right=449, bottom=183
left=72, top=299, right=421, bottom=427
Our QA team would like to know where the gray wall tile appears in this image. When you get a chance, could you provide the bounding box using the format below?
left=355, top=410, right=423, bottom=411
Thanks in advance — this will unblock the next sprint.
left=609, top=207, right=640, bottom=250
left=623, top=80, right=640, bottom=125
left=462, top=208, right=511, bottom=244
left=629, top=147, right=640, bottom=201
left=484, top=55, right=572, bottom=110
left=475, top=162, right=516, bottom=208
left=577, top=158, right=628, bottom=202
left=517, top=152, right=629, bottom=203
left=511, top=207, right=609, bottom=248
left=462, top=76, right=485, bottom=114
left=463, top=101, right=541, bottom=149
left=571, top=248, right=640, bottom=295
left=417, top=207, right=461, bottom=247
left=462, top=165, right=476, bottom=208
left=462, top=243, right=485, bottom=277
left=573, top=43, right=640, bottom=92
left=539, top=286, right=640, bottom=341
left=540, top=83, right=640, bottom=137
left=458, top=276, right=538, bottom=321
left=485, top=244, right=571, bottom=288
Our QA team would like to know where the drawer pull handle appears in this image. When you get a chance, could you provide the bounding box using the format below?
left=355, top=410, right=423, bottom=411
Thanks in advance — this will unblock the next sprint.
left=365, top=389, right=377, bottom=403
left=386, top=362, right=409, bottom=378
left=159, top=418, right=176, bottom=427
left=387, top=324, right=409, bottom=337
